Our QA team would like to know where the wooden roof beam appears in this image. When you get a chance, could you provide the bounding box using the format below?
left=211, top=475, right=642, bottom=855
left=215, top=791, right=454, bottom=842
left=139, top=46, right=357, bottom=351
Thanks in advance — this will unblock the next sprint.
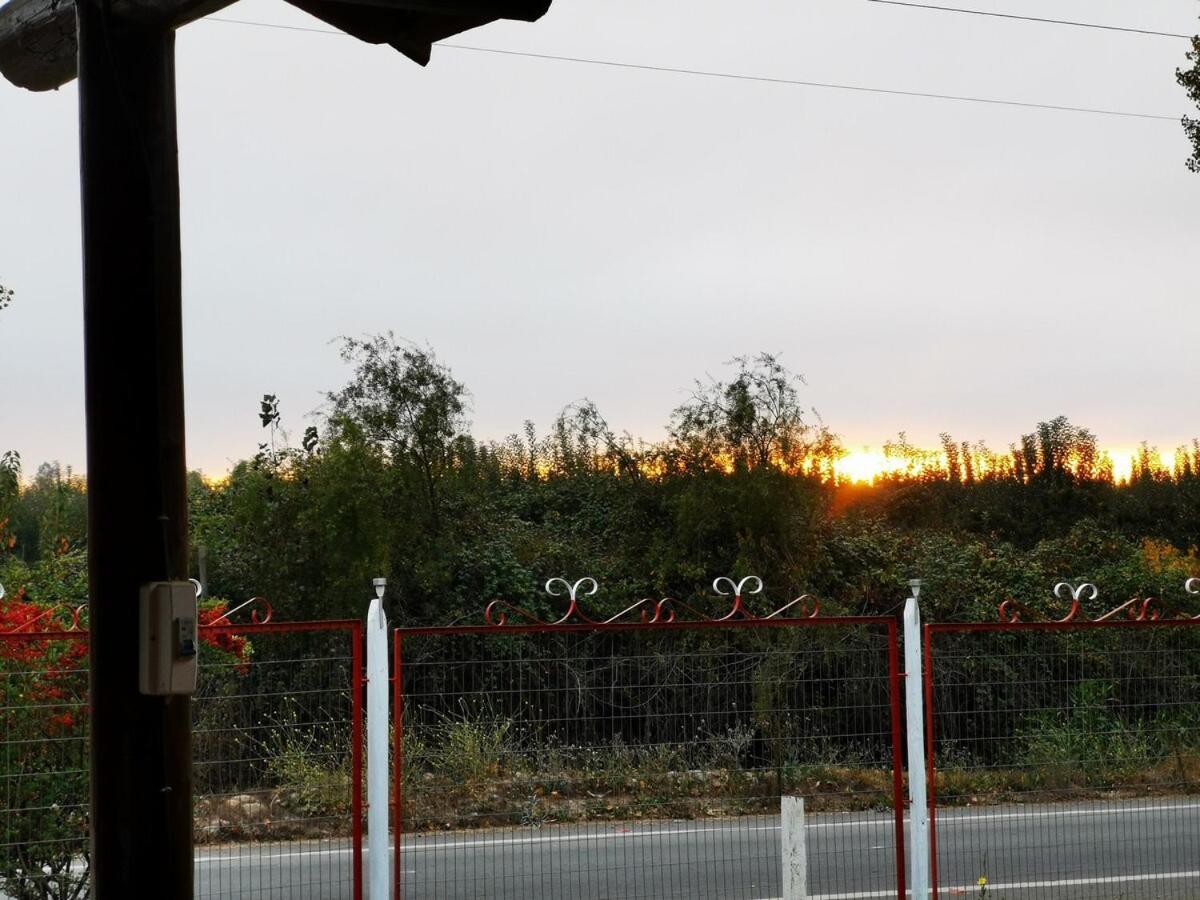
left=0, top=0, right=552, bottom=91
left=0, top=0, right=230, bottom=90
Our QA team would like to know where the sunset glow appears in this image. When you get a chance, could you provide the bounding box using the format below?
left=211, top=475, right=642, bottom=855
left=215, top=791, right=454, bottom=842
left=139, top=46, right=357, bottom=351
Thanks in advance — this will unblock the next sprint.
left=834, top=450, right=909, bottom=484
left=833, top=445, right=1169, bottom=485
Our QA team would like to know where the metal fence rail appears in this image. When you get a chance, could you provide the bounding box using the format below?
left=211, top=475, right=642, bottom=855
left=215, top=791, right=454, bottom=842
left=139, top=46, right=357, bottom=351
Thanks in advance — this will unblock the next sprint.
left=394, top=603, right=906, bottom=900
left=925, top=607, right=1200, bottom=899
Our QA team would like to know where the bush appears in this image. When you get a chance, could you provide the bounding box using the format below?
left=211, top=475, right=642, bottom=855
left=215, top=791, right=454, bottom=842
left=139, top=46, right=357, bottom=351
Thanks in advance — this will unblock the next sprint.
left=0, top=591, right=89, bottom=900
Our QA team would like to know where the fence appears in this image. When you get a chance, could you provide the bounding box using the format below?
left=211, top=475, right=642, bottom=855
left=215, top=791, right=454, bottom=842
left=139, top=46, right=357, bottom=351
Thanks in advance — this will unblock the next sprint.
left=6, top=576, right=1200, bottom=900
left=194, top=613, right=364, bottom=900
left=0, top=627, right=89, bottom=900
left=392, top=578, right=908, bottom=900
left=0, top=598, right=364, bottom=900
left=924, top=584, right=1200, bottom=900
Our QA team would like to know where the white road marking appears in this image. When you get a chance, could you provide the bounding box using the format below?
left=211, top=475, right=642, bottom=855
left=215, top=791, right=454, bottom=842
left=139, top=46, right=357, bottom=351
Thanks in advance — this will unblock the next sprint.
left=399, top=798, right=1200, bottom=849
left=931, top=800, right=1200, bottom=827
left=400, top=823, right=783, bottom=852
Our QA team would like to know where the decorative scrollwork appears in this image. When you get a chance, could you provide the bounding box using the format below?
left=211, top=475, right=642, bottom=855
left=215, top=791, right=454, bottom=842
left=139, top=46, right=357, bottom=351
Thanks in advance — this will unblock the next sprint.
left=482, top=576, right=822, bottom=626
left=1000, top=582, right=1098, bottom=623
left=659, top=579, right=820, bottom=622
left=710, top=575, right=763, bottom=620
left=544, top=576, right=599, bottom=624
left=999, top=581, right=1200, bottom=623
left=1, top=601, right=88, bottom=634
left=546, top=576, right=598, bottom=605
left=486, top=577, right=607, bottom=627
left=1053, top=581, right=1097, bottom=622
left=484, top=599, right=546, bottom=627
left=763, top=594, right=821, bottom=619
left=1125, top=589, right=1200, bottom=622
left=712, top=576, right=763, bottom=598
left=205, top=596, right=273, bottom=626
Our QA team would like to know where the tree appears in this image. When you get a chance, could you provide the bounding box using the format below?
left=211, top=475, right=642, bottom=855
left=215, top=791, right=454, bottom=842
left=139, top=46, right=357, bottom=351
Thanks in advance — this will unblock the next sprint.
left=0, top=283, right=12, bottom=312
left=1180, top=33, right=1200, bottom=173
left=0, top=451, right=19, bottom=557
left=326, top=335, right=470, bottom=531
left=669, top=353, right=837, bottom=475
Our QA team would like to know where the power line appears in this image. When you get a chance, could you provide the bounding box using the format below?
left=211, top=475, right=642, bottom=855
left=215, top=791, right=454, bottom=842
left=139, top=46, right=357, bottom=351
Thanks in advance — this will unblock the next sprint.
left=865, top=0, right=1194, bottom=39
left=203, top=16, right=1179, bottom=122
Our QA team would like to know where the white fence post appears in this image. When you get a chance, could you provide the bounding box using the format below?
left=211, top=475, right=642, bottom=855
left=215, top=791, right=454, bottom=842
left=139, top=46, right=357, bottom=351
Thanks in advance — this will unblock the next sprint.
left=904, top=579, right=930, bottom=899
left=782, top=795, right=807, bottom=899
left=367, top=577, right=390, bottom=899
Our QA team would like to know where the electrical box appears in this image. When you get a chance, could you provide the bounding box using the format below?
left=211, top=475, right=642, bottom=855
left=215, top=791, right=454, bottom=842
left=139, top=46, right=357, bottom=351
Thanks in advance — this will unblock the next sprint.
left=139, top=581, right=198, bottom=695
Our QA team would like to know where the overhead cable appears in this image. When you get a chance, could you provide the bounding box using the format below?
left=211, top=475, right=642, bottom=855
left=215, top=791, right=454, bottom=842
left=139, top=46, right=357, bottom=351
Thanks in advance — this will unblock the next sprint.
left=203, top=16, right=1181, bottom=122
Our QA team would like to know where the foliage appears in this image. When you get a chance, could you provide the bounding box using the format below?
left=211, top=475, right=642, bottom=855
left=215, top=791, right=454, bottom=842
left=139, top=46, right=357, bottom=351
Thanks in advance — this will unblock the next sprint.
left=669, top=352, right=837, bottom=475
left=1020, top=681, right=1158, bottom=779
left=0, top=594, right=89, bottom=900
left=260, top=702, right=352, bottom=821
left=1180, top=34, right=1200, bottom=173
left=4, top=340, right=1198, bottom=631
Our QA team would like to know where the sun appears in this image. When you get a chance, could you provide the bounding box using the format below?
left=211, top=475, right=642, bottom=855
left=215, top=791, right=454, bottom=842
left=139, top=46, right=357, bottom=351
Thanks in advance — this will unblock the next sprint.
left=835, top=449, right=904, bottom=484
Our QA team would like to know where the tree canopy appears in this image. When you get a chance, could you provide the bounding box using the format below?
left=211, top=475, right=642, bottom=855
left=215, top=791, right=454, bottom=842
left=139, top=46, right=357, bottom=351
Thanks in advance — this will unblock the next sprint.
left=3, top=337, right=1198, bottom=626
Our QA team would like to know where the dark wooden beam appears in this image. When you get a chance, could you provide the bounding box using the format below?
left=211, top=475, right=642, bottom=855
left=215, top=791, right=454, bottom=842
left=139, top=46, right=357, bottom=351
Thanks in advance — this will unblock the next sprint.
left=0, top=0, right=230, bottom=90
left=0, top=0, right=551, bottom=90
left=0, top=0, right=79, bottom=91
left=77, top=0, right=193, bottom=894
left=312, top=0, right=547, bottom=15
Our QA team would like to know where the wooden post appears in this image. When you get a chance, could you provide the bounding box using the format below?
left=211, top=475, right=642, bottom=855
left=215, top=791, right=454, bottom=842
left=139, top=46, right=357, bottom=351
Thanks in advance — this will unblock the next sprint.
left=77, top=2, right=193, bottom=895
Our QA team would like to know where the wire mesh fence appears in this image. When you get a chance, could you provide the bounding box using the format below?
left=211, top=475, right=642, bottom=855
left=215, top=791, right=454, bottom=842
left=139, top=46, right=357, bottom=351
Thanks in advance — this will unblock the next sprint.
left=194, top=620, right=363, bottom=900
left=0, top=630, right=90, bottom=900
left=394, top=618, right=905, bottom=900
left=0, top=619, right=363, bottom=900
left=926, top=621, right=1200, bottom=899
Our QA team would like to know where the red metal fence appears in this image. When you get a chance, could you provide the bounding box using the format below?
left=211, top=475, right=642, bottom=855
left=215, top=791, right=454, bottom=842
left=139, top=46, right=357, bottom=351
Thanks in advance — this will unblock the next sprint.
left=194, top=615, right=364, bottom=900
left=0, top=607, right=365, bottom=900
left=392, top=581, right=908, bottom=900
left=9, top=577, right=1200, bottom=900
left=924, top=588, right=1200, bottom=899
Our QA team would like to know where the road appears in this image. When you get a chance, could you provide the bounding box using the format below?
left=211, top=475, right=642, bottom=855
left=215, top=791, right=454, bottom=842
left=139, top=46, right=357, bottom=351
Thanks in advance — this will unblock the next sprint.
left=189, top=798, right=1200, bottom=898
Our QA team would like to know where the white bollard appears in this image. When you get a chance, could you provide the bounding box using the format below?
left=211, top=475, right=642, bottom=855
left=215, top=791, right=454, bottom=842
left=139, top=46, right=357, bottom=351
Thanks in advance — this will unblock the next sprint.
left=782, top=795, right=808, bottom=900
left=367, top=578, right=390, bottom=899
left=904, top=580, right=931, bottom=899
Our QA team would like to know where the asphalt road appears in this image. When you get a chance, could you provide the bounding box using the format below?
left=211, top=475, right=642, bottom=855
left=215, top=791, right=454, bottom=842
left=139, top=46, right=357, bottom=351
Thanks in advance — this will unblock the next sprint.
left=189, top=798, right=1200, bottom=899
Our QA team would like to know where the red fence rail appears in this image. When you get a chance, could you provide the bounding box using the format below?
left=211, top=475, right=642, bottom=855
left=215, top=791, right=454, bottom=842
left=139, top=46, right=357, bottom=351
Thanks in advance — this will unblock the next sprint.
left=393, top=588, right=907, bottom=900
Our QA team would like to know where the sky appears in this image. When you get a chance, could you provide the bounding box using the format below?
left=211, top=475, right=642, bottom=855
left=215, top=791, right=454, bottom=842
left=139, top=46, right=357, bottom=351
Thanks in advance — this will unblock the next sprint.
left=1, top=0, right=1198, bottom=476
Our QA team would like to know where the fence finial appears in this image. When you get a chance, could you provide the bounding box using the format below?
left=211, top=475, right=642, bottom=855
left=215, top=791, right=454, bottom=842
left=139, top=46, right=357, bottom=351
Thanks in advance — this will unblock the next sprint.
left=908, top=579, right=922, bottom=600
left=1054, top=582, right=1098, bottom=603
left=545, top=577, right=599, bottom=604
left=712, top=576, right=763, bottom=598
left=373, top=577, right=387, bottom=600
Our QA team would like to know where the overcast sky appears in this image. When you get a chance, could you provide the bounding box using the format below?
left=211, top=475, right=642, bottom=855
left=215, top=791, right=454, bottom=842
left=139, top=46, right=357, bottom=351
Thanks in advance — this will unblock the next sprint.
left=1, top=0, right=1197, bottom=474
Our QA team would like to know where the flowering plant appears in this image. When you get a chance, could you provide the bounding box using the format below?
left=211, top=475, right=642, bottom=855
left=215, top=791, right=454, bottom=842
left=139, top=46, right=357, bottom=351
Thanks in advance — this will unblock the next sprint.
left=0, top=588, right=251, bottom=899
